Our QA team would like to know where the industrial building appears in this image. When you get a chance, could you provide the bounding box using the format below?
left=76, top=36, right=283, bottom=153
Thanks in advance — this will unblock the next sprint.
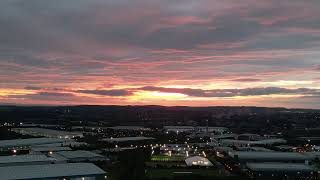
left=185, top=156, right=213, bottom=167
left=246, top=163, right=317, bottom=178
left=228, top=151, right=313, bottom=164
left=12, top=127, right=84, bottom=139
left=51, top=150, right=108, bottom=162
left=0, top=138, right=74, bottom=151
left=101, top=136, right=155, bottom=143
left=30, top=146, right=72, bottom=154
left=0, top=163, right=107, bottom=180
left=164, top=126, right=228, bottom=134
left=107, top=126, right=151, bottom=131
left=0, top=154, right=54, bottom=167
left=220, top=138, right=287, bottom=147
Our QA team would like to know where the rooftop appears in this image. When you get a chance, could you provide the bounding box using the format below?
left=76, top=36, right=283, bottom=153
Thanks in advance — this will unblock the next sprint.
left=108, top=126, right=151, bottom=131
left=221, top=138, right=287, bottom=145
left=247, top=163, right=315, bottom=172
left=0, top=163, right=106, bottom=180
left=0, top=138, right=71, bottom=148
left=185, top=156, right=213, bottom=167
left=56, top=150, right=104, bottom=159
left=13, top=128, right=83, bottom=138
left=0, top=155, right=53, bottom=165
left=229, top=151, right=311, bottom=161
left=31, top=146, right=72, bottom=152
left=102, top=136, right=155, bottom=142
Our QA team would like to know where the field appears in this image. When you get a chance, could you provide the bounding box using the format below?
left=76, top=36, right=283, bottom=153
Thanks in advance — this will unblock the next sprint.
left=151, top=155, right=186, bottom=162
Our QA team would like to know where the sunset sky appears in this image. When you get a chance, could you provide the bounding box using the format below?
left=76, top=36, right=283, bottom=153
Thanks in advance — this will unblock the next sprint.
left=0, top=0, right=320, bottom=108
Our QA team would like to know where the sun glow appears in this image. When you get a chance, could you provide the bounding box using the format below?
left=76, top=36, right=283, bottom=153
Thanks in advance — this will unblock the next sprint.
left=130, top=91, right=188, bottom=101
left=0, top=89, right=36, bottom=97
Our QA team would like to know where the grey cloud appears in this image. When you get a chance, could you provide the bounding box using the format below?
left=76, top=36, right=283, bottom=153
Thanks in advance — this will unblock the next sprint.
left=24, top=86, right=42, bottom=90
left=76, top=89, right=133, bottom=96
left=139, top=86, right=320, bottom=98
left=36, top=92, right=75, bottom=97
left=231, top=78, right=262, bottom=82
left=8, top=91, right=76, bottom=101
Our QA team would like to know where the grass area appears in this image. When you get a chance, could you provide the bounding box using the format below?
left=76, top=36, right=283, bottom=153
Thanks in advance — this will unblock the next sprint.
left=146, top=168, right=221, bottom=180
left=146, top=161, right=186, bottom=167
left=151, top=155, right=185, bottom=162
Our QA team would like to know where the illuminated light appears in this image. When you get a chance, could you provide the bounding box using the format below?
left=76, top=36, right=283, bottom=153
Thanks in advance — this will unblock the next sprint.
left=12, top=149, right=17, bottom=154
left=48, top=151, right=53, bottom=155
left=202, top=151, right=207, bottom=157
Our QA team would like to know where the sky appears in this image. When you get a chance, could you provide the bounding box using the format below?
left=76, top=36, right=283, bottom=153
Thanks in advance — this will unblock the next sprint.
left=0, top=0, right=320, bottom=108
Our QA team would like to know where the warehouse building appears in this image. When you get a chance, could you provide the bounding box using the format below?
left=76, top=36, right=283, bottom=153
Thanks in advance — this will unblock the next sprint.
left=0, top=138, right=74, bottom=151
left=228, top=151, right=312, bottom=164
left=12, top=128, right=83, bottom=139
left=108, top=126, right=151, bottom=131
left=52, top=150, right=108, bottom=162
left=0, top=163, right=107, bottom=180
left=246, top=163, right=317, bottom=178
left=221, top=138, right=286, bottom=147
left=30, top=146, right=72, bottom=155
left=101, top=136, right=155, bottom=143
left=164, top=126, right=228, bottom=134
left=0, top=154, right=54, bottom=167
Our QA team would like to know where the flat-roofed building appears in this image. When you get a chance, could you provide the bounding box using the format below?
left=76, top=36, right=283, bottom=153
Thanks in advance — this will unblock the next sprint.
left=221, top=138, right=286, bottom=147
left=101, top=136, right=155, bottom=143
left=30, top=146, right=72, bottom=155
left=12, top=128, right=83, bottom=139
left=0, top=138, right=74, bottom=151
left=237, top=147, right=274, bottom=152
left=246, top=163, right=317, bottom=178
left=0, top=154, right=54, bottom=167
left=304, top=151, right=320, bottom=159
left=0, top=163, right=106, bottom=180
left=53, top=150, right=108, bottom=162
left=164, top=126, right=228, bottom=134
left=108, top=126, right=151, bottom=131
left=229, top=151, right=312, bottom=164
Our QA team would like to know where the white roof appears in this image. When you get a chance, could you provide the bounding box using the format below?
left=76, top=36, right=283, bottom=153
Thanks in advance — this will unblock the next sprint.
left=102, top=136, right=155, bottom=142
left=0, top=138, right=71, bottom=148
left=247, top=163, right=315, bottom=172
left=56, top=150, right=104, bottom=159
left=229, top=151, right=311, bottom=161
left=0, top=163, right=105, bottom=180
left=0, top=155, right=53, bottom=165
left=185, top=156, right=213, bottom=167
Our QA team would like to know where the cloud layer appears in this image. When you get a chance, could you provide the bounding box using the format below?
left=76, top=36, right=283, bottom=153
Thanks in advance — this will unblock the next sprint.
left=0, top=0, right=320, bottom=108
